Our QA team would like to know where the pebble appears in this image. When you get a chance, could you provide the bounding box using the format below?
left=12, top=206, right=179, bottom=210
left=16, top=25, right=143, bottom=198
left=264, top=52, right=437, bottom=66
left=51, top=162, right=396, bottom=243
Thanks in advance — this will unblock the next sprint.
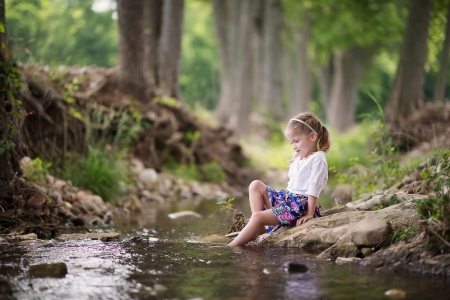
left=19, top=233, right=38, bottom=241
left=384, top=288, right=406, bottom=299
left=335, top=257, right=362, bottom=265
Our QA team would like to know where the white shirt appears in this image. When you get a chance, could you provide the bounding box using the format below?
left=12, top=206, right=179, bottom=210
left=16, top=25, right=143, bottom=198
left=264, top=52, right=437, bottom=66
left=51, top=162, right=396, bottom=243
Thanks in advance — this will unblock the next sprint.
left=287, top=151, right=328, bottom=198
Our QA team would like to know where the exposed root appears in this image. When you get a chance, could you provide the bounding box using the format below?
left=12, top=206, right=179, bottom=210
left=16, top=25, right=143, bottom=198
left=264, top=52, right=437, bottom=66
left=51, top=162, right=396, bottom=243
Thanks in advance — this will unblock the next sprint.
left=227, top=210, right=248, bottom=234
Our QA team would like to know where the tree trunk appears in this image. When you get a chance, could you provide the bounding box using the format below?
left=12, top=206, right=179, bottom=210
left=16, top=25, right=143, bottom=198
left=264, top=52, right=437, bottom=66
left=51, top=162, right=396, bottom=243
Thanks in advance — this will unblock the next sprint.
left=116, top=0, right=184, bottom=102
left=433, top=0, right=450, bottom=103
left=213, top=0, right=256, bottom=135
left=283, top=9, right=312, bottom=118
left=144, top=0, right=163, bottom=93
left=318, top=57, right=333, bottom=111
left=385, top=0, right=435, bottom=124
left=158, top=0, right=184, bottom=99
left=326, top=46, right=374, bottom=131
left=260, top=0, right=282, bottom=119
left=116, top=0, right=151, bottom=101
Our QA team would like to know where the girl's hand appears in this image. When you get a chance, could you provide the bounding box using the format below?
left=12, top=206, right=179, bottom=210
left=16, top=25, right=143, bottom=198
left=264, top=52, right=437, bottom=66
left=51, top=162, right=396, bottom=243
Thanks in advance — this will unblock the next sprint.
left=296, top=215, right=313, bottom=226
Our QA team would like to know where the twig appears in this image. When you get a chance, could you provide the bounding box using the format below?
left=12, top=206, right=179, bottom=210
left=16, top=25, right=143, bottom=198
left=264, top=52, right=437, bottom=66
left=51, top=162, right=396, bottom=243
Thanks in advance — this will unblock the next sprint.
left=422, top=224, right=450, bottom=248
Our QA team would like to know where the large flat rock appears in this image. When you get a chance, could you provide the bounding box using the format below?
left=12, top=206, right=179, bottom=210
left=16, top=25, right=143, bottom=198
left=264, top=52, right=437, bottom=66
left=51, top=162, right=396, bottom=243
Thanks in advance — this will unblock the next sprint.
left=254, top=203, right=418, bottom=249
left=58, top=232, right=122, bottom=242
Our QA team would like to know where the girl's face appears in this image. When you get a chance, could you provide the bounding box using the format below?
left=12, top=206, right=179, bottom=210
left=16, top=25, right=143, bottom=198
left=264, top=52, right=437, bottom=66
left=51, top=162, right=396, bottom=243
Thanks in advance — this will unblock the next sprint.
left=285, top=129, right=317, bottom=159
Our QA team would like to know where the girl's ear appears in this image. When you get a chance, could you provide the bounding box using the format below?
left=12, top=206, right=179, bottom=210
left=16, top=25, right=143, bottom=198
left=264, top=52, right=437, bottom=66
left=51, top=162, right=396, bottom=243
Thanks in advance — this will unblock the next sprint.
left=310, top=132, right=317, bottom=141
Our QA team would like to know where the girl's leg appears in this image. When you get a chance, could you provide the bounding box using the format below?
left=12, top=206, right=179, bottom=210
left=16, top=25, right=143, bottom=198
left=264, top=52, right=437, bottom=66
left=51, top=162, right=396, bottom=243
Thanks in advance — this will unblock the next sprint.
left=248, top=180, right=272, bottom=213
left=228, top=210, right=278, bottom=246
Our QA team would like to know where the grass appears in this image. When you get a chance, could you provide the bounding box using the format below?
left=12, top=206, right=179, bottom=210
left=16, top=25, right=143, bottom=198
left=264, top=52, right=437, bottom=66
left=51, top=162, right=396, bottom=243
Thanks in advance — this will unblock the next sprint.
left=242, top=122, right=372, bottom=172
left=58, top=146, right=131, bottom=203
left=164, top=161, right=226, bottom=183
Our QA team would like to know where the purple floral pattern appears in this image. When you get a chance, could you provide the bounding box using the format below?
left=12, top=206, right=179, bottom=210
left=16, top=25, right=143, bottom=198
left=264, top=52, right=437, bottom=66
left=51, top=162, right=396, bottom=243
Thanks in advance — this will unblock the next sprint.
left=266, top=187, right=321, bottom=227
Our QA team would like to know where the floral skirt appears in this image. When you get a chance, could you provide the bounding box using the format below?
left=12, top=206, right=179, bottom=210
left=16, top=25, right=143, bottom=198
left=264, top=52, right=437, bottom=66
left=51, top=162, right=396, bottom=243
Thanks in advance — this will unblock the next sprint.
left=265, top=187, right=321, bottom=232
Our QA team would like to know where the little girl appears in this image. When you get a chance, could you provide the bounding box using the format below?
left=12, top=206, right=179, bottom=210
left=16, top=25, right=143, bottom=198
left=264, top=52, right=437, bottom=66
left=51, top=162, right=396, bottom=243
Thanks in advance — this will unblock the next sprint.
left=228, top=112, right=331, bottom=246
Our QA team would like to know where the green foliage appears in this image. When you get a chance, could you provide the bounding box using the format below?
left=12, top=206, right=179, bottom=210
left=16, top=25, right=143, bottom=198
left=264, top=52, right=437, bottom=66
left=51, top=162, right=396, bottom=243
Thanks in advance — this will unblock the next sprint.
left=165, top=161, right=226, bottom=184
left=153, top=97, right=179, bottom=108
left=391, top=225, right=422, bottom=245
left=332, top=99, right=412, bottom=198
left=180, top=0, right=219, bottom=109
left=84, top=103, right=143, bottom=149
left=6, top=0, right=118, bottom=67
left=416, top=150, right=450, bottom=223
left=217, top=197, right=235, bottom=213
left=23, top=157, right=52, bottom=183
left=0, top=140, right=15, bottom=156
left=62, top=146, right=130, bottom=203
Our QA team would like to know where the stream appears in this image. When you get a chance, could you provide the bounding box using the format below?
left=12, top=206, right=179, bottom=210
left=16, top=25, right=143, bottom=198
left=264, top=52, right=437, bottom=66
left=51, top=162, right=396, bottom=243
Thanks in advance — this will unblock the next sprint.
left=1, top=197, right=450, bottom=299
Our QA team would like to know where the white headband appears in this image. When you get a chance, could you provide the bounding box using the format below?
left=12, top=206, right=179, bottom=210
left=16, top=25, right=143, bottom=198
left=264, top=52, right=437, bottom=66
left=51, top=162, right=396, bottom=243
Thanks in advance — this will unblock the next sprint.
left=289, top=118, right=317, bottom=134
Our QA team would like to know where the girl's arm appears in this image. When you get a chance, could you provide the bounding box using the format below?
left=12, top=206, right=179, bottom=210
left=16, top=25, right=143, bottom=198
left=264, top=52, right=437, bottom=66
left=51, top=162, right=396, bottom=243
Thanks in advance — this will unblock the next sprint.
left=296, top=195, right=317, bottom=226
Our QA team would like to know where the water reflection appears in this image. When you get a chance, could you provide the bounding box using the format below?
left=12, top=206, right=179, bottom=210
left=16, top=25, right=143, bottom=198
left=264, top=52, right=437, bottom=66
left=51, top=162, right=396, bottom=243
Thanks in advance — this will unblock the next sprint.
left=0, top=198, right=449, bottom=299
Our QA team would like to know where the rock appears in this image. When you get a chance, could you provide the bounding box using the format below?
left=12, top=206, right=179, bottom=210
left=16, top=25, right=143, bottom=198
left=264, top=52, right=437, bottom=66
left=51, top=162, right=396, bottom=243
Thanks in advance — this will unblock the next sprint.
left=141, top=190, right=165, bottom=203
left=189, top=181, right=208, bottom=197
left=58, top=232, right=122, bottom=242
left=346, top=193, right=374, bottom=208
left=178, top=185, right=193, bottom=200
left=384, top=288, right=406, bottom=299
left=330, top=241, right=361, bottom=258
left=54, top=179, right=68, bottom=191
left=63, top=201, right=73, bottom=209
left=78, top=199, right=101, bottom=215
left=411, top=172, right=422, bottom=181
left=190, top=234, right=230, bottom=244
left=331, top=184, right=353, bottom=205
left=103, top=211, right=114, bottom=224
left=168, top=210, right=202, bottom=219
left=347, top=217, right=392, bottom=247
left=353, top=193, right=426, bottom=211
left=360, top=247, right=375, bottom=257
left=298, top=240, right=334, bottom=252
left=121, top=195, right=143, bottom=214
left=215, top=191, right=229, bottom=201
left=254, top=207, right=416, bottom=250
left=225, top=232, right=240, bottom=238
left=437, top=161, right=447, bottom=173
left=28, top=262, right=67, bottom=278
left=49, top=191, right=63, bottom=205
left=69, top=217, right=86, bottom=227
left=320, top=206, right=357, bottom=217
left=19, top=233, right=38, bottom=240
left=0, top=237, right=8, bottom=245
left=88, top=217, right=103, bottom=226
left=85, top=195, right=105, bottom=208
left=283, top=262, right=308, bottom=273
left=138, top=168, right=158, bottom=184
left=335, top=257, right=362, bottom=265
left=130, top=158, right=145, bottom=175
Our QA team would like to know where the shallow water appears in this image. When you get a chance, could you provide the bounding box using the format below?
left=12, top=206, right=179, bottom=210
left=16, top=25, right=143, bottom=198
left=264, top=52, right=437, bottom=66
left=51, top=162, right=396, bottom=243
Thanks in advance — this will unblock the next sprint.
left=1, top=198, right=450, bottom=300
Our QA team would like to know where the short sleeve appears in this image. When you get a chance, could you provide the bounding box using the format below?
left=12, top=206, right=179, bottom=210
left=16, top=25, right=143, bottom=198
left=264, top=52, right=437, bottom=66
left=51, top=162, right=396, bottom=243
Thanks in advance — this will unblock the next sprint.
left=306, top=155, right=328, bottom=198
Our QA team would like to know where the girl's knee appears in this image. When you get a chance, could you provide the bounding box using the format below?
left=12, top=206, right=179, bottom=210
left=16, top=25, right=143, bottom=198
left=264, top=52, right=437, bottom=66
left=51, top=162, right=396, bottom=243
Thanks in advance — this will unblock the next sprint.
left=251, top=211, right=264, bottom=224
left=249, top=180, right=265, bottom=192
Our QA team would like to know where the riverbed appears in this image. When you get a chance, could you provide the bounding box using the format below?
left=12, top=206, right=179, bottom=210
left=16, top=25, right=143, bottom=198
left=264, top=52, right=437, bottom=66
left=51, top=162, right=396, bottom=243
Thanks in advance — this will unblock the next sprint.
left=1, top=198, right=450, bottom=299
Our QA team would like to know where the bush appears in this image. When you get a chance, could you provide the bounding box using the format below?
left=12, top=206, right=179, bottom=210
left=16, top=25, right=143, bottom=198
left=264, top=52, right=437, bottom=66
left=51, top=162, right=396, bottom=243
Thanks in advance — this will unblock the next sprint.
left=61, top=146, right=130, bottom=203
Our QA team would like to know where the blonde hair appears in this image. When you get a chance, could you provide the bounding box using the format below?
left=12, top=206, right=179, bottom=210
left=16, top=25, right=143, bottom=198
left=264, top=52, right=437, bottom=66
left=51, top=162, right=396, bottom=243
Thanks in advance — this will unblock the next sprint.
left=285, top=112, right=331, bottom=153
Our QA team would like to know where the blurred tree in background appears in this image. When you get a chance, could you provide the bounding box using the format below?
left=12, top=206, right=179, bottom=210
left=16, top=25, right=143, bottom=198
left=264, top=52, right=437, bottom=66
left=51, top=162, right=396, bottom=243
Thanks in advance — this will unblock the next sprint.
left=5, top=0, right=450, bottom=135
